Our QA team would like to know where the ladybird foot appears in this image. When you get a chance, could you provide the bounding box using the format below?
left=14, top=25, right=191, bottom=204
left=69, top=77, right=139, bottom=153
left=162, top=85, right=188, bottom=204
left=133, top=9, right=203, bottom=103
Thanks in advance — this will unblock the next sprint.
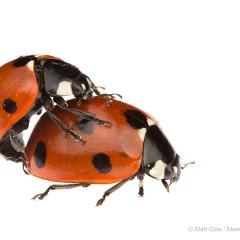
left=99, top=93, right=122, bottom=100
left=32, top=193, right=46, bottom=200
left=96, top=197, right=105, bottom=207
left=138, top=187, right=144, bottom=197
left=98, top=93, right=122, bottom=107
left=67, top=130, right=86, bottom=144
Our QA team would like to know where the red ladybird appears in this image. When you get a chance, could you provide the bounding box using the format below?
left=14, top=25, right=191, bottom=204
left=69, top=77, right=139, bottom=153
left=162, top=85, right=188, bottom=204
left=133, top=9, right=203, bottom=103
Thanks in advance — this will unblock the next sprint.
left=26, top=97, right=192, bottom=206
left=0, top=55, right=110, bottom=166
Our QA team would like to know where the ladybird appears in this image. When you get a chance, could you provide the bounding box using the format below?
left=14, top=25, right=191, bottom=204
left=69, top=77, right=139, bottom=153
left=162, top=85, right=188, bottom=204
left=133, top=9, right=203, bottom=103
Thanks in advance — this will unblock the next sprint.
left=0, top=55, right=111, bottom=165
left=26, top=97, right=192, bottom=206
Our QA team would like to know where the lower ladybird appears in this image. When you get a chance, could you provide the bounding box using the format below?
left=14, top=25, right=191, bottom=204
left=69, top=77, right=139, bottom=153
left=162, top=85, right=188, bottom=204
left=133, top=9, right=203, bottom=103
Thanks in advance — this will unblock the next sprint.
left=25, top=97, right=194, bottom=206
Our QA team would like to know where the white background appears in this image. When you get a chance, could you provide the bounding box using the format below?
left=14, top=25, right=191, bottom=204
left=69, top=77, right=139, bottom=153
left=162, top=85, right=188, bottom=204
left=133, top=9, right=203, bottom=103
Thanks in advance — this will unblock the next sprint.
left=0, top=0, right=240, bottom=239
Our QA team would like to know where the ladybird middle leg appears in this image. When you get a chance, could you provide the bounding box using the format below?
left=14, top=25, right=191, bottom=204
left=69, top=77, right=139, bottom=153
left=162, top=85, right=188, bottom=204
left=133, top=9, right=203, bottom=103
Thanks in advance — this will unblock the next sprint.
left=96, top=175, right=136, bottom=206
left=32, top=183, right=90, bottom=200
left=137, top=170, right=145, bottom=197
left=47, top=110, right=86, bottom=144
left=51, top=95, right=111, bottom=127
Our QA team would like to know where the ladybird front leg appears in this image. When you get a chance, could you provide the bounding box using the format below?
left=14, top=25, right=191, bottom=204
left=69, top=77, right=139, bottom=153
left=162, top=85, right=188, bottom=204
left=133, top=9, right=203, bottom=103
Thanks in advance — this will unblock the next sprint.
left=32, top=183, right=90, bottom=200
left=96, top=175, right=136, bottom=206
left=161, top=179, right=170, bottom=192
left=73, top=73, right=122, bottom=101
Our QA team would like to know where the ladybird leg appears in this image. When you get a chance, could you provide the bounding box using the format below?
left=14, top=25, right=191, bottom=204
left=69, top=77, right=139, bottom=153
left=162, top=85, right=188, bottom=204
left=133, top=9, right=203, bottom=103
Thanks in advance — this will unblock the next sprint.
left=96, top=175, right=136, bottom=206
left=59, top=105, right=112, bottom=127
left=98, top=93, right=122, bottom=99
left=82, top=74, right=101, bottom=96
left=181, top=161, right=196, bottom=170
left=41, top=92, right=86, bottom=143
left=161, top=179, right=170, bottom=192
left=51, top=95, right=111, bottom=127
left=46, top=110, right=86, bottom=144
left=137, top=170, right=145, bottom=197
left=85, top=78, right=122, bottom=100
left=9, top=132, right=25, bottom=153
left=32, top=183, right=90, bottom=200
left=0, top=116, right=30, bottom=165
left=0, top=133, right=24, bottom=163
left=9, top=132, right=30, bottom=174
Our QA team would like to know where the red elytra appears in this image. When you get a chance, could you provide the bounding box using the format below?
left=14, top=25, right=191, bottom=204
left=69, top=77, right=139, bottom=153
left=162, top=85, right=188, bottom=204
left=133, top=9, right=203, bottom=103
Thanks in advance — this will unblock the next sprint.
left=26, top=97, right=152, bottom=184
left=0, top=55, right=57, bottom=139
left=25, top=97, right=187, bottom=206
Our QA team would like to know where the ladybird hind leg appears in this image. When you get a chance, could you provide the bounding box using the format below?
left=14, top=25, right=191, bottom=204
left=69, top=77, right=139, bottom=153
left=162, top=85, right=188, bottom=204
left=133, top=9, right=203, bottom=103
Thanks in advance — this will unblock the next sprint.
left=46, top=110, right=86, bottom=144
left=96, top=175, right=136, bottom=206
left=32, top=183, right=90, bottom=200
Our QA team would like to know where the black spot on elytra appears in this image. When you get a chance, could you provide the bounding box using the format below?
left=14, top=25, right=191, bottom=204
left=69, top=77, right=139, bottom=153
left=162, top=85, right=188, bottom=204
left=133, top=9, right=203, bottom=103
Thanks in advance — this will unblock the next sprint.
left=3, top=99, right=17, bottom=113
left=76, top=117, right=94, bottom=134
left=92, top=153, right=112, bottom=173
left=124, top=110, right=148, bottom=129
left=13, top=55, right=36, bottom=67
left=34, top=142, right=47, bottom=168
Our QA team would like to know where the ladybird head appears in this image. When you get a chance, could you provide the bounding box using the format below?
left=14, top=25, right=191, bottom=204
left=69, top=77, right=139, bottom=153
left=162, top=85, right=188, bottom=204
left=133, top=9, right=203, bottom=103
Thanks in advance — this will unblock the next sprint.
left=124, top=109, right=181, bottom=185
left=142, top=124, right=181, bottom=183
left=42, top=59, right=91, bottom=98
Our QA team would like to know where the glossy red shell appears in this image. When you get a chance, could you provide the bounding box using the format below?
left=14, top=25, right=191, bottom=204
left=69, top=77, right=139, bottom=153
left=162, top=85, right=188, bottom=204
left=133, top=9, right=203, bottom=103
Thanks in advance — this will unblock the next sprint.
left=0, top=55, right=59, bottom=139
left=0, top=59, right=38, bottom=139
left=26, top=98, right=153, bottom=184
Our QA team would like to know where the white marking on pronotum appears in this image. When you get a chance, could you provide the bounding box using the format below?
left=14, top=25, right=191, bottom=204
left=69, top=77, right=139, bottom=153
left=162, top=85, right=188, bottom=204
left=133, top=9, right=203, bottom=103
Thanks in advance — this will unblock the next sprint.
left=173, top=166, right=178, bottom=174
left=147, top=118, right=155, bottom=126
left=149, top=160, right=166, bottom=179
left=138, top=128, right=147, bottom=141
left=56, top=81, right=73, bottom=95
left=27, top=60, right=34, bottom=71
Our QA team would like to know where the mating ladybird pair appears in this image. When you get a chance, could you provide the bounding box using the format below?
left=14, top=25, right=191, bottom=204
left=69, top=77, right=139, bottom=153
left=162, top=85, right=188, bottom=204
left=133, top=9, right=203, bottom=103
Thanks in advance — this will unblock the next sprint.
left=0, top=55, right=192, bottom=206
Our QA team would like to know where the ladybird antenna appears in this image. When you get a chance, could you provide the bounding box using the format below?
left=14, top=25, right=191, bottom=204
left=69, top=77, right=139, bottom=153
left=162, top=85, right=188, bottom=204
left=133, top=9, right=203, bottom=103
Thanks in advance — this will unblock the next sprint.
left=181, top=161, right=195, bottom=170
